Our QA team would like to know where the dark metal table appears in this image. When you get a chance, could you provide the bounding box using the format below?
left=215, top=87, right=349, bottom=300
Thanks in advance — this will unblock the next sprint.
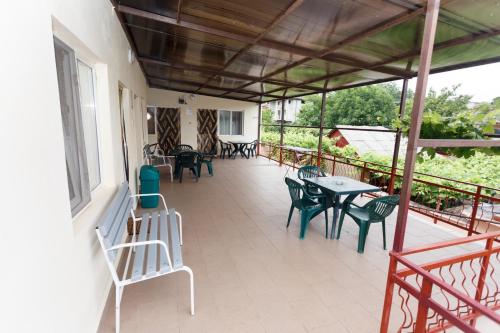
left=229, top=141, right=252, bottom=159
left=303, top=176, right=380, bottom=239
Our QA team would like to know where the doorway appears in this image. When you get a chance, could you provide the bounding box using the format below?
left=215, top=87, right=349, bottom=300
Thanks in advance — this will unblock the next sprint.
left=156, top=107, right=180, bottom=153
left=197, top=109, right=218, bottom=153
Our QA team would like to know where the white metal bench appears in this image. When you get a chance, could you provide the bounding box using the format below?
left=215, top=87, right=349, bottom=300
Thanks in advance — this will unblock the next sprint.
left=96, top=182, right=194, bottom=333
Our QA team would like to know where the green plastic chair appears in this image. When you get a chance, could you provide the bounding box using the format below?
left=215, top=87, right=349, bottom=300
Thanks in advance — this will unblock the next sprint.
left=337, top=195, right=399, bottom=253
left=284, top=177, right=329, bottom=239
left=198, top=144, right=217, bottom=176
left=298, top=165, right=326, bottom=195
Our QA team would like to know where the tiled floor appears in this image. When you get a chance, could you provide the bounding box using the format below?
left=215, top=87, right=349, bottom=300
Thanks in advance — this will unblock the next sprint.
left=98, top=157, right=473, bottom=333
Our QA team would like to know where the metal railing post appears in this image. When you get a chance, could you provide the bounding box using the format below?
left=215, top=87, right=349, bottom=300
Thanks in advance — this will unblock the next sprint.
left=468, top=186, right=482, bottom=236
left=471, top=237, right=494, bottom=327
left=414, top=277, right=434, bottom=332
left=380, top=255, right=398, bottom=333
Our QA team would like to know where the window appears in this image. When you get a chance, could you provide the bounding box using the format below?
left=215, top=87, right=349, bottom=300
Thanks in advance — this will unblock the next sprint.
left=219, top=111, right=243, bottom=135
left=54, top=37, right=101, bottom=216
left=77, top=61, right=101, bottom=190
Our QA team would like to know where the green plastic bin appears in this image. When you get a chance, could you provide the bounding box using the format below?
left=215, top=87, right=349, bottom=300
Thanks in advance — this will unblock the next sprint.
left=140, top=165, right=160, bottom=208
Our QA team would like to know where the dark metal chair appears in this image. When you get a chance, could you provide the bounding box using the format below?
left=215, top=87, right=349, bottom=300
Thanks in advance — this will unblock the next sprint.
left=337, top=195, right=400, bottom=253
left=285, top=177, right=329, bottom=239
left=177, top=151, right=201, bottom=183
left=219, top=140, right=232, bottom=159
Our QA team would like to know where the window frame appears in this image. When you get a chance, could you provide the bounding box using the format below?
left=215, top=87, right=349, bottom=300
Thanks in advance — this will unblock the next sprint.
left=76, top=59, right=102, bottom=192
left=218, top=110, right=244, bottom=136
left=54, top=37, right=91, bottom=216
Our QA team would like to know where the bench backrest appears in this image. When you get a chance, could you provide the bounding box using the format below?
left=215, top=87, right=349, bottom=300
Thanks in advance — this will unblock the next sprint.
left=96, top=182, right=133, bottom=261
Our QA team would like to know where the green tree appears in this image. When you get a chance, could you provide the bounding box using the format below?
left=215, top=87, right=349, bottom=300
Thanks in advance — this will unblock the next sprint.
left=398, top=85, right=496, bottom=158
left=296, top=93, right=333, bottom=126
left=327, top=85, right=397, bottom=127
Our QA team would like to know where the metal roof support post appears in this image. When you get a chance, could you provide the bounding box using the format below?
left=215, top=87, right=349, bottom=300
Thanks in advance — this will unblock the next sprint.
left=279, top=92, right=287, bottom=166
left=317, top=92, right=327, bottom=168
left=393, top=0, right=441, bottom=253
left=388, top=78, right=409, bottom=194
left=257, top=102, right=262, bottom=156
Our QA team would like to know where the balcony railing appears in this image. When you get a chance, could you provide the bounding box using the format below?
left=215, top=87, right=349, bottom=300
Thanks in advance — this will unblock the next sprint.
left=380, top=231, right=500, bottom=332
left=257, top=142, right=500, bottom=237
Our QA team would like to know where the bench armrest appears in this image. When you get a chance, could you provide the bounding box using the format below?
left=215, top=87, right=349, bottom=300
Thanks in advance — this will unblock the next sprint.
left=131, top=193, right=168, bottom=211
left=108, top=240, right=173, bottom=269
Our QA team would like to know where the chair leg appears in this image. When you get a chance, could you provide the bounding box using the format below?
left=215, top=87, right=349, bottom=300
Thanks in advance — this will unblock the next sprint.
left=382, top=219, right=387, bottom=250
left=208, top=162, right=213, bottom=176
left=287, top=205, right=294, bottom=228
left=324, top=207, right=329, bottom=239
left=299, top=211, right=310, bottom=239
left=167, top=164, right=173, bottom=182
left=179, top=168, right=184, bottom=183
left=357, top=221, right=371, bottom=253
left=336, top=210, right=346, bottom=240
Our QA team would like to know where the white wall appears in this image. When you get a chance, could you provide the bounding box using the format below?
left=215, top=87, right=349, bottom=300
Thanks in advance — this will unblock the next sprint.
left=147, top=88, right=259, bottom=148
left=0, top=1, right=147, bottom=332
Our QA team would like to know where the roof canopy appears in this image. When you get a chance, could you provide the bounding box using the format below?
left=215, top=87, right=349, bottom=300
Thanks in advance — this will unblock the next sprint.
left=115, top=0, right=500, bottom=102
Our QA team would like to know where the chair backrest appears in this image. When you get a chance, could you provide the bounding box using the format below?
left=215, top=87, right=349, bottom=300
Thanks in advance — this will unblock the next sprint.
left=175, top=144, right=193, bottom=151
left=285, top=177, right=302, bottom=206
left=219, top=139, right=230, bottom=149
left=178, top=151, right=199, bottom=167
left=208, top=142, right=218, bottom=155
left=298, top=165, right=325, bottom=180
left=96, top=182, right=133, bottom=261
left=365, top=195, right=400, bottom=220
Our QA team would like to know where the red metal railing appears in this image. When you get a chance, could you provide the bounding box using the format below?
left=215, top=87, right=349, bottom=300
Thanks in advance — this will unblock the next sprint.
left=258, top=142, right=500, bottom=236
left=380, top=231, right=500, bottom=332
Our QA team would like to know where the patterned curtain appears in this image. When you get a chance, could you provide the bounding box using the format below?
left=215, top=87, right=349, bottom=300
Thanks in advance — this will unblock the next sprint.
left=197, top=109, right=218, bottom=153
left=157, top=107, right=180, bottom=153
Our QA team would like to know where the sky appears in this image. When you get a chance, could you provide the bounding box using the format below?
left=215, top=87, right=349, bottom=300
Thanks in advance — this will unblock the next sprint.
left=401, top=62, right=500, bottom=103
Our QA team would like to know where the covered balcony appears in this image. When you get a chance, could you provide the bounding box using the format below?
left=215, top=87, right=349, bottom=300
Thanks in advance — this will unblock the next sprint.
left=97, top=157, right=499, bottom=332
left=3, top=1, right=499, bottom=333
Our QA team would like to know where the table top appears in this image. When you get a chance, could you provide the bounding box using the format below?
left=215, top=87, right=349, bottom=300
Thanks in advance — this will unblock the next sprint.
left=282, top=145, right=315, bottom=153
left=168, top=149, right=201, bottom=156
left=303, top=176, right=380, bottom=195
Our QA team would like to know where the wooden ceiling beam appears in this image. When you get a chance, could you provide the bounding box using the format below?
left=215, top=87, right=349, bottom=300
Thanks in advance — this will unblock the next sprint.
left=138, top=56, right=324, bottom=92
left=195, top=0, right=304, bottom=92
left=147, top=75, right=282, bottom=98
left=118, top=4, right=410, bottom=87
left=149, top=83, right=260, bottom=103
left=221, top=2, right=433, bottom=95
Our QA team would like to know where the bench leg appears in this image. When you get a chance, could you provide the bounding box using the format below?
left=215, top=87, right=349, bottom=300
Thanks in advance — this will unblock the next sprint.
left=181, top=266, right=195, bottom=315
left=175, top=211, right=183, bottom=246
left=115, top=285, right=122, bottom=333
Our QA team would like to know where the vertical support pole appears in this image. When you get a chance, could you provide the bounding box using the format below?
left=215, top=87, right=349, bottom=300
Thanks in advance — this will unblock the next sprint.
left=468, top=186, right=482, bottom=236
left=414, top=277, right=433, bottom=333
left=279, top=92, right=286, bottom=166
left=317, top=91, right=327, bottom=168
left=393, top=0, right=441, bottom=252
left=257, top=102, right=262, bottom=156
left=380, top=255, right=398, bottom=333
left=389, top=78, right=409, bottom=194
left=471, top=237, right=493, bottom=327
